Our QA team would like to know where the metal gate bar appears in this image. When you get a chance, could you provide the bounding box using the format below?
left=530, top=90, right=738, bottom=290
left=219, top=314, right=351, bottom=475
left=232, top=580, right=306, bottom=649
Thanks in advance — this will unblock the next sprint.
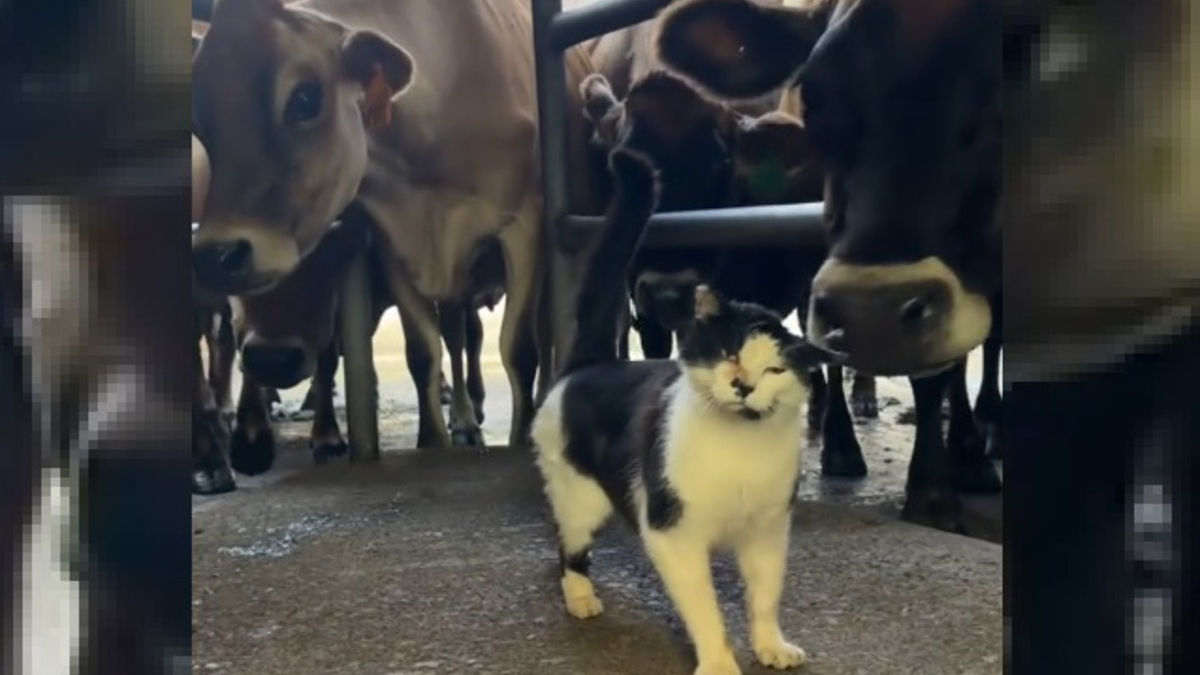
left=532, top=0, right=828, bottom=376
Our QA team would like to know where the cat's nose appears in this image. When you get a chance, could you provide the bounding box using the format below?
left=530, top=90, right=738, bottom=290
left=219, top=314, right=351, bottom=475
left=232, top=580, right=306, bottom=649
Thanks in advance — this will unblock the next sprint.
left=732, top=379, right=754, bottom=398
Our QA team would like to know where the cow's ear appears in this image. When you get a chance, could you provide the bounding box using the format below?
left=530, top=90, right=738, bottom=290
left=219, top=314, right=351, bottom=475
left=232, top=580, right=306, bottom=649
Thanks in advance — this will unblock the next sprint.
left=734, top=111, right=822, bottom=204
left=624, top=71, right=733, bottom=149
left=655, top=0, right=827, bottom=99
left=340, top=30, right=415, bottom=128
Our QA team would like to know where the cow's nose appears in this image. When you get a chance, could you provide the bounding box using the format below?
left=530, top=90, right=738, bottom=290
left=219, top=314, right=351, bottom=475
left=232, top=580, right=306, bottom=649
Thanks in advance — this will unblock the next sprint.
left=807, top=265, right=963, bottom=375
left=193, top=239, right=253, bottom=293
left=240, top=344, right=307, bottom=389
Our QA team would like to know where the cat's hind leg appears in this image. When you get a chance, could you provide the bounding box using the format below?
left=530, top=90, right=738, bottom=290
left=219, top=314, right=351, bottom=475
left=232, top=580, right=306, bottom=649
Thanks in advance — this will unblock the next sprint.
left=642, top=531, right=742, bottom=675
left=734, top=516, right=807, bottom=670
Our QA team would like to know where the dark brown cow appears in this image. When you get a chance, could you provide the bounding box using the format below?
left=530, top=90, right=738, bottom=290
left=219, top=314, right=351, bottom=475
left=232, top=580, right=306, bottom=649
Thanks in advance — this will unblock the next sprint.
left=653, top=0, right=1003, bottom=530
left=580, top=70, right=886, bottom=479
left=582, top=1, right=882, bottom=425
left=192, top=0, right=604, bottom=450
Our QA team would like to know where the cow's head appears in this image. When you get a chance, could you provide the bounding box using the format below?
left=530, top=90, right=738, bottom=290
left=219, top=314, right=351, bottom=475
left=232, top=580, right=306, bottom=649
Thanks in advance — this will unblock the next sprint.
left=581, top=69, right=822, bottom=329
left=191, top=0, right=414, bottom=295
left=657, top=0, right=1001, bottom=376
left=229, top=219, right=364, bottom=389
left=580, top=70, right=739, bottom=211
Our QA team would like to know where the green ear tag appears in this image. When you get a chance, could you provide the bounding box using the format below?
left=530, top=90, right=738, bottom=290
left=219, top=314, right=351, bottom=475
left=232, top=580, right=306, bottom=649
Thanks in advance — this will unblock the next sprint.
left=746, top=156, right=788, bottom=203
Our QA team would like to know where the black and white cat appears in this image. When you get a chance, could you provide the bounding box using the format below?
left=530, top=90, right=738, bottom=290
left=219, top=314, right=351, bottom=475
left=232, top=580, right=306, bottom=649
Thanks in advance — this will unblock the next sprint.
left=531, top=148, right=839, bottom=675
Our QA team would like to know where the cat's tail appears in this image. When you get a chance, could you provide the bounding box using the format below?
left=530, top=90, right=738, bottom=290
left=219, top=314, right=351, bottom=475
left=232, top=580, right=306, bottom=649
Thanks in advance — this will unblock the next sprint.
left=560, top=147, right=660, bottom=376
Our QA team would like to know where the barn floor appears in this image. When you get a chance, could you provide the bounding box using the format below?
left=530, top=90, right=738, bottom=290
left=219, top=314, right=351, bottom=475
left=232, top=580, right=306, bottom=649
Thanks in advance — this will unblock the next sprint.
left=193, top=306, right=1002, bottom=675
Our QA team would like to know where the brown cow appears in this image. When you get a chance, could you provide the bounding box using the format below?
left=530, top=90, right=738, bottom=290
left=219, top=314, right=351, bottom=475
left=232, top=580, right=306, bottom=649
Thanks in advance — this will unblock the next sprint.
left=224, top=223, right=497, bottom=476
left=192, top=0, right=604, bottom=450
left=652, top=0, right=1003, bottom=531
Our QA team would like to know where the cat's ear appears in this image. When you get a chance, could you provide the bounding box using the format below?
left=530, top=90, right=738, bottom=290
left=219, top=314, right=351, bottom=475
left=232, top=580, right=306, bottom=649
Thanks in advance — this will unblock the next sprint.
left=693, top=284, right=724, bottom=320
left=783, top=337, right=846, bottom=372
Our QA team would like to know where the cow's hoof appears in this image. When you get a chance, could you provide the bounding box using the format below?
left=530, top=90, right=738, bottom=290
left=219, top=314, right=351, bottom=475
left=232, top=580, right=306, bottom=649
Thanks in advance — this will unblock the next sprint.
left=230, top=426, right=275, bottom=476
left=192, top=463, right=236, bottom=495
left=851, top=393, right=879, bottom=419
left=821, top=424, right=867, bottom=479
left=984, top=423, right=1002, bottom=459
left=902, top=489, right=967, bottom=535
left=955, top=454, right=1003, bottom=495
left=821, top=449, right=868, bottom=479
left=449, top=424, right=486, bottom=448
left=311, top=438, right=349, bottom=465
left=417, top=425, right=453, bottom=449
left=805, top=406, right=823, bottom=437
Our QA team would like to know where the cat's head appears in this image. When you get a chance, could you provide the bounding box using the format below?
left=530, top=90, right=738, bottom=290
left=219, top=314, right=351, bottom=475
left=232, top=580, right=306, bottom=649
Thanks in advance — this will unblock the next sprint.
left=679, top=285, right=840, bottom=421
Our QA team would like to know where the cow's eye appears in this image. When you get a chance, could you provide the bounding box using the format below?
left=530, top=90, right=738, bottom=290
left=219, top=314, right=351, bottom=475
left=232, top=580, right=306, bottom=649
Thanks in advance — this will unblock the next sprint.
left=284, top=80, right=323, bottom=125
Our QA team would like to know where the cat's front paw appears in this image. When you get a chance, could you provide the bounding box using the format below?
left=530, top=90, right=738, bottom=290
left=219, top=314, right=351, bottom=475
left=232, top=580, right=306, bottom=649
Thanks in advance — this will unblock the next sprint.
left=693, top=653, right=742, bottom=675
left=561, top=574, right=604, bottom=619
left=753, top=639, right=808, bottom=669
left=564, top=592, right=604, bottom=619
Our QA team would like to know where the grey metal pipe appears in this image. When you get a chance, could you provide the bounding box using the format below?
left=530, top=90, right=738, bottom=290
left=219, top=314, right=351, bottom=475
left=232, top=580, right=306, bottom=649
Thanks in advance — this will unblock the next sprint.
left=564, top=202, right=829, bottom=248
left=338, top=230, right=380, bottom=462
left=192, top=0, right=216, bottom=22
left=550, top=0, right=672, bottom=51
left=532, top=0, right=576, bottom=374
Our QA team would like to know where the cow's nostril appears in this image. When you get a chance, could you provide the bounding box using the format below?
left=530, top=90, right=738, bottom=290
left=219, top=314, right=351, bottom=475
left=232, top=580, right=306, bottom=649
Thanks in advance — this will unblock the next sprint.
left=899, top=295, right=935, bottom=329
left=217, top=239, right=253, bottom=275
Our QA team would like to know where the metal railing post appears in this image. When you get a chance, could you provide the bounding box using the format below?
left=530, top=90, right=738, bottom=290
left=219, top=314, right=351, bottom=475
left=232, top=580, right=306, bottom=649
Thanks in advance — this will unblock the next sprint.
left=338, top=228, right=379, bottom=462
left=532, top=0, right=574, bottom=376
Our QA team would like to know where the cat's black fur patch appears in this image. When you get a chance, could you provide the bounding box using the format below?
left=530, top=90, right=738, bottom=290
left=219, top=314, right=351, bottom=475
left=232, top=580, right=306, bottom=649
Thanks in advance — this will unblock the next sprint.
left=559, top=545, right=592, bottom=576
left=680, top=298, right=801, bottom=366
left=560, top=360, right=683, bottom=530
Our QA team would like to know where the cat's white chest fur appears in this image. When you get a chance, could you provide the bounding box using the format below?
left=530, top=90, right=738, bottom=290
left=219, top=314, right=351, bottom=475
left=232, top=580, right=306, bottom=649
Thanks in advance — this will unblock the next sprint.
left=659, top=384, right=805, bottom=544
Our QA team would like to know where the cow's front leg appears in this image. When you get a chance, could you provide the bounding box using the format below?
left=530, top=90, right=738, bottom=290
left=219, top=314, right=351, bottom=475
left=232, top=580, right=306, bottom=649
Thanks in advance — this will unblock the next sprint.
left=497, top=212, right=541, bottom=448
left=466, top=305, right=487, bottom=424
left=309, top=341, right=349, bottom=463
left=383, top=263, right=450, bottom=448
left=440, top=301, right=485, bottom=447
left=976, top=331, right=1003, bottom=459
left=193, top=316, right=235, bottom=495
left=946, top=360, right=1002, bottom=494
left=229, top=373, right=275, bottom=475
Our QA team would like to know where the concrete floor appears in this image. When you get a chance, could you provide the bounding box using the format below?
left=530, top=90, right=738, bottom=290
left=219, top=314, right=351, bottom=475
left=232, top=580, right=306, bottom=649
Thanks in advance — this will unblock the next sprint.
left=194, top=306, right=1002, bottom=674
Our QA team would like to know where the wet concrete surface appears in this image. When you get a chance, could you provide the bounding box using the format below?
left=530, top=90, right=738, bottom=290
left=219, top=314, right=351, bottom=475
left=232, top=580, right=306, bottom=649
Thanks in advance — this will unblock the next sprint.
left=197, top=306, right=1002, bottom=674
left=194, top=446, right=1001, bottom=675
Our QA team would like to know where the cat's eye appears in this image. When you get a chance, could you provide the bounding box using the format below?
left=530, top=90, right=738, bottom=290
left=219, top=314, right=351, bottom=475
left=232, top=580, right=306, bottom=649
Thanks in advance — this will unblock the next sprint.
left=765, top=366, right=787, bottom=375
